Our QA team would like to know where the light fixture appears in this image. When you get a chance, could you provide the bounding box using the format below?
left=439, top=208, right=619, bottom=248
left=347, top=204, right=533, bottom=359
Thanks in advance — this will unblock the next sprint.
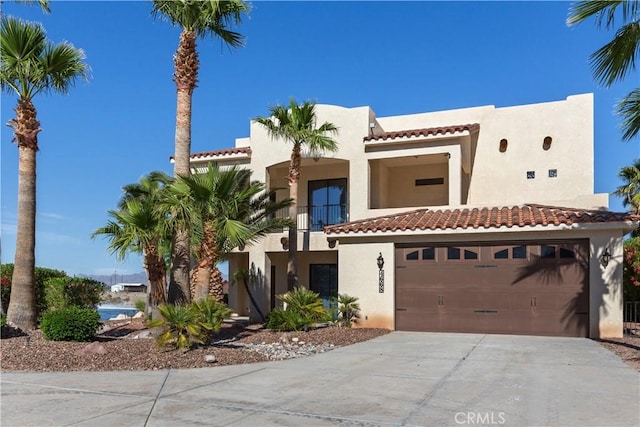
left=377, top=253, right=385, bottom=293
left=601, top=248, right=611, bottom=267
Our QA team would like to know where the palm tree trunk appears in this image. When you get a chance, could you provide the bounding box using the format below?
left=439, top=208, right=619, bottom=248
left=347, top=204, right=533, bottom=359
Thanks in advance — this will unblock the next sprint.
left=145, top=248, right=167, bottom=309
left=194, top=221, right=216, bottom=300
left=287, top=146, right=301, bottom=290
left=168, top=29, right=197, bottom=305
left=7, top=145, right=37, bottom=330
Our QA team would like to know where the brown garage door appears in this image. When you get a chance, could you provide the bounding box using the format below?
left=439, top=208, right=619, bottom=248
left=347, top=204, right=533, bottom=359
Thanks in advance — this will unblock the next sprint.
left=395, top=241, right=589, bottom=337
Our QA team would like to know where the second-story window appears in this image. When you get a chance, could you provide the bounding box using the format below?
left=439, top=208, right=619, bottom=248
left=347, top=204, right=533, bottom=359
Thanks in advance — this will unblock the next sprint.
left=308, top=178, right=347, bottom=231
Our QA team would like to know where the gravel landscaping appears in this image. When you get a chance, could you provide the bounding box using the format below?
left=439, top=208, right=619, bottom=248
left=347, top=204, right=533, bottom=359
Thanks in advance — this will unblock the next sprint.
left=0, top=320, right=390, bottom=372
left=2, top=319, right=638, bottom=373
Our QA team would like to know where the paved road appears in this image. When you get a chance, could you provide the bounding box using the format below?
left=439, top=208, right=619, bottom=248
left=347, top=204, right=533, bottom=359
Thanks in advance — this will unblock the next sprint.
left=2, top=332, right=638, bottom=426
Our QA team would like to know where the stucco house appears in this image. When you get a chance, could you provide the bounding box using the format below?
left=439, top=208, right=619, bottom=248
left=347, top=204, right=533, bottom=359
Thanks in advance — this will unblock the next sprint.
left=185, top=93, right=638, bottom=338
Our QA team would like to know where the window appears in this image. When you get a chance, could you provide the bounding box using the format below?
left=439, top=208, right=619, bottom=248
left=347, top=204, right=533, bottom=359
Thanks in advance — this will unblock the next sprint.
left=415, top=178, right=444, bottom=186
left=308, top=178, right=347, bottom=231
left=494, top=249, right=509, bottom=259
left=447, top=247, right=461, bottom=260
left=512, top=245, right=527, bottom=259
left=559, top=248, right=575, bottom=259
left=541, top=245, right=556, bottom=259
left=422, top=247, right=435, bottom=260
left=464, top=249, right=478, bottom=260
left=527, top=171, right=535, bottom=179
left=406, top=251, right=419, bottom=261
left=548, top=169, right=558, bottom=178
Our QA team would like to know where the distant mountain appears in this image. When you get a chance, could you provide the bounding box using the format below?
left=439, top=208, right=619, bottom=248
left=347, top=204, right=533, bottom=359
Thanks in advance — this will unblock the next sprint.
left=79, top=272, right=148, bottom=286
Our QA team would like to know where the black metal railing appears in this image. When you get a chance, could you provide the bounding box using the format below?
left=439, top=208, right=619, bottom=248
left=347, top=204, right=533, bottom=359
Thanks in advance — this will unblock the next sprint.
left=624, top=301, right=640, bottom=336
left=270, top=204, right=348, bottom=231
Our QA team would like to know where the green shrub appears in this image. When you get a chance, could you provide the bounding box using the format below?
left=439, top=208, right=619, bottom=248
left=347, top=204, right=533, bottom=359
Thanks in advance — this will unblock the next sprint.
left=192, top=297, right=232, bottom=334
left=40, top=307, right=101, bottom=342
left=0, top=313, right=6, bottom=327
left=147, top=304, right=208, bottom=349
left=266, top=287, right=330, bottom=332
left=134, top=299, right=146, bottom=313
left=44, top=277, right=103, bottom=312
left=1, top=264, right=74, bottom=318
left=335, top=294, right=361, bottom=328
left=266, top=308, right=307, bottom=331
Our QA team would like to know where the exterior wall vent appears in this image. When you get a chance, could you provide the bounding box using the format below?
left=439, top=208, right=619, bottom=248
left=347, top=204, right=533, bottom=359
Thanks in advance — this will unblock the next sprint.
left=499, top=138, right=508, bottom=152
left=543, top=136, right=553, bottom=150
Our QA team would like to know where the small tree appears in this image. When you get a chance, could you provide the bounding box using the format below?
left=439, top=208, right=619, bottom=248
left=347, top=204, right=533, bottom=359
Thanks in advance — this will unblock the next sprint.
left=624, top=237, right=640, bottom=303
left=336, top=294, right=361, bottom=328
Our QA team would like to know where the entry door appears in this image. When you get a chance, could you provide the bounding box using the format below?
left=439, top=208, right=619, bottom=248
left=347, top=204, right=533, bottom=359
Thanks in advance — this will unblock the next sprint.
left=310, top=264, right=338, bottom=309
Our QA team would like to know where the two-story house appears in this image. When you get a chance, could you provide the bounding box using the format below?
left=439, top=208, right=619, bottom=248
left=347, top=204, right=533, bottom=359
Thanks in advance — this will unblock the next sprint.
left=185, top=94, right=638, bottom=338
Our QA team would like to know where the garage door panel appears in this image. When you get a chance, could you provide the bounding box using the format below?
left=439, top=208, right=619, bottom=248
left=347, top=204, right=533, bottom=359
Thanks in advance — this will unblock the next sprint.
left=395, top=241, right=589, bottom=337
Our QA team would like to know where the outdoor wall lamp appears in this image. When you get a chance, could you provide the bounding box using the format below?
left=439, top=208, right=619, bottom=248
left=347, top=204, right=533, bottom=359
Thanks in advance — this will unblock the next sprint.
left=601, top=248, right=611, bottom=267
left=377, top=253, right=384, bottom=293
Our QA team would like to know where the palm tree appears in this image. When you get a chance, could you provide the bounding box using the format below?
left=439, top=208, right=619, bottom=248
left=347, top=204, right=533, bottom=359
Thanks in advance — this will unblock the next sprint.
left=151, top=0, right=249, bottom=304
left=567, top=1, right=640, bottom=141
left=92, top=172, right=173, bottom=311
left=254, top=99, right=339, bottom=290
left=1, top=16, right=88, bottom=330
left=164, top=165, right=292, bottom=301
left=613, top=159, right=640, bottom=214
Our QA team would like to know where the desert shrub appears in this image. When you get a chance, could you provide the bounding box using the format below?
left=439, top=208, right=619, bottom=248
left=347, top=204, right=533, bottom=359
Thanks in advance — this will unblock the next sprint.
left=192, top=297, right=232, bottom=335
left=44, top=277, right=103, bottom=312
left=336, top=294, right=361, bottom=328
left=266, top=287, right=330, bottom=332
left=40, top=307, right=101, bottom=342
left=147, top=304, right=209, bottom=349
left=0, top=313, right=6, bottom=327
left=266, top=308, right=307, bottom=331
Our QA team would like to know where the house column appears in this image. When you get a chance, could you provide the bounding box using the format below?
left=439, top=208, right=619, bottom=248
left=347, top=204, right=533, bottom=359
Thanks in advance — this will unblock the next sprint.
left=448, top=145, right=462, bottom=206
left=247, top=248, right=270, bottom=323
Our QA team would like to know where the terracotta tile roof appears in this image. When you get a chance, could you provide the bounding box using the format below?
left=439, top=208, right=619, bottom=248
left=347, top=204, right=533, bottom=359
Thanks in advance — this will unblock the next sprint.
left=170, top=147, right=252, bottom=161
left=324, top=204, right=640, bottom=235
left=364, top=123, right=480, bottom=142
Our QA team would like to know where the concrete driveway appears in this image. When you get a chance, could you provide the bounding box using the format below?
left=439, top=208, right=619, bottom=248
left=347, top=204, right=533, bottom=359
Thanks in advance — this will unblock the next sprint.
left=2, top=332, right=638, bottom=426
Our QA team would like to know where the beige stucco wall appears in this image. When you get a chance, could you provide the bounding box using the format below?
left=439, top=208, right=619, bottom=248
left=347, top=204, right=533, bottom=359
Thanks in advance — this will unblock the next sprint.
left=386, top=163, right=449, bottom=208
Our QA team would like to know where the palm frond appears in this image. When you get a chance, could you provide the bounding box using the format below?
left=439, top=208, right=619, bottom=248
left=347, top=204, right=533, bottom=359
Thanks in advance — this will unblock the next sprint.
left=616, top=87, right=640, bottom=141
left=589, top=20, right=640, bottom=86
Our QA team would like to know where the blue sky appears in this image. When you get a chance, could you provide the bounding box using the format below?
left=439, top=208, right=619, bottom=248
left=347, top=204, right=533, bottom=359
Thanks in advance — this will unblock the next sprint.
left=1, top=0, right=638, bottom=277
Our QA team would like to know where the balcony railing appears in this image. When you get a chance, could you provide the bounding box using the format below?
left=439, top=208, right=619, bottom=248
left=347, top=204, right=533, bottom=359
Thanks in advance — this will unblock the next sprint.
left=271, top=204, right=349, bottom=231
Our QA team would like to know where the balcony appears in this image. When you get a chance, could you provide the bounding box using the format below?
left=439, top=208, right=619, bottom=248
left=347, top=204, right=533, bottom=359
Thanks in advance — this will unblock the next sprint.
left=271, top=204, right=349, bottom=232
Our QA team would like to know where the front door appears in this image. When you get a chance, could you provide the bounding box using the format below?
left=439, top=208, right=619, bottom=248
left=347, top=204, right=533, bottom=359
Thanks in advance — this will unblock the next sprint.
left=310, top=264, right=338, bottom=309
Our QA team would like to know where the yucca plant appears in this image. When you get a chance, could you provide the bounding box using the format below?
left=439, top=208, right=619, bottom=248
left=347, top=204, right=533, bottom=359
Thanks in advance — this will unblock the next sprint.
left=336, top=294, right=361, bottom=328
left=147, top=303, right=211, bottom=349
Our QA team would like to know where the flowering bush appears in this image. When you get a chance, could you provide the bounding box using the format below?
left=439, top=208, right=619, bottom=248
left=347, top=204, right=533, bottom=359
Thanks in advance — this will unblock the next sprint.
left=623, top=237, right=640, bottom=302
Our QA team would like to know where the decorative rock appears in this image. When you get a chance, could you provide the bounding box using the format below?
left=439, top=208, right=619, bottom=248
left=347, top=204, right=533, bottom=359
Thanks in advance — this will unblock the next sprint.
left=75, top=342, right=107, bottom=357
left=132, top=311, right=144, bottom=319
left=204, top=354, right=217, bottom=363
left=109, top=314, right=129, bottom=321
left=291, top=337, right=299, bottom=343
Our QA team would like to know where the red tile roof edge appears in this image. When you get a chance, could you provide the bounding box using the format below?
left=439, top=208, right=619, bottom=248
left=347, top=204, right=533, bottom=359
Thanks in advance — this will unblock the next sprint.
left=169, top=147, right=252, bottom=161
left=324, top=204, right=640, bottom=235
left=363, top=123, right=480, bottom=142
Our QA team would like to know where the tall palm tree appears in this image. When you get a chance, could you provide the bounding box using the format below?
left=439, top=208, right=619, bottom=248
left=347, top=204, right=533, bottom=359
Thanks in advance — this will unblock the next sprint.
left=151, top=0, right=249, bottom=304
left=613, top=159, right=640, bottom=214
left=1, top=16, right=88, bottom=330
left=567, top=1, right=640, bottom=141
left=164, top=165, right=292, bottom=301
left=93, top=172, right=173, bottom=311
left=254, top=99, right=339, bottom=290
